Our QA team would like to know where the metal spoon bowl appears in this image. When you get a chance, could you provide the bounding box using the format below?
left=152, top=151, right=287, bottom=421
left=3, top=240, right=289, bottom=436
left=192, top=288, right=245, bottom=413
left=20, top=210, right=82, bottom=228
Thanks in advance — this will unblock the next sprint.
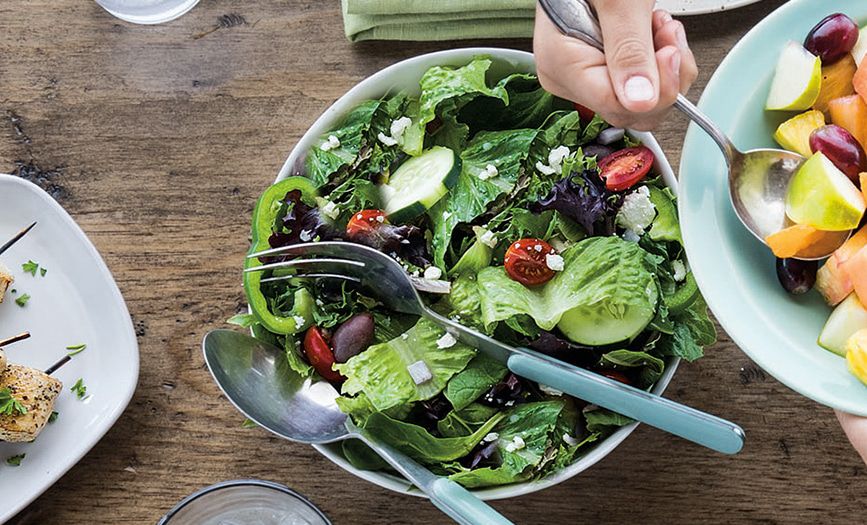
left=538, top=0, right=851, bottom=260
left=203, top=329, right=513, bottom=525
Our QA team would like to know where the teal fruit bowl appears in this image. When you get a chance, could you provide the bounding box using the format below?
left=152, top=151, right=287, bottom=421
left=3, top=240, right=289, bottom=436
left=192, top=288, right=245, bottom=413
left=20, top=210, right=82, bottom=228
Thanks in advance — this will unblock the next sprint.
left=679, top=0, right=867, bottom=416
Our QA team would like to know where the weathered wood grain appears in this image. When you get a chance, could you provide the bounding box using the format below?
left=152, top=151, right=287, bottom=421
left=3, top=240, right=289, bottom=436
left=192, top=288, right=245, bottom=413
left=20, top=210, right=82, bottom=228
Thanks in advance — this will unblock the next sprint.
left=2, top=0, right=865, bottom=523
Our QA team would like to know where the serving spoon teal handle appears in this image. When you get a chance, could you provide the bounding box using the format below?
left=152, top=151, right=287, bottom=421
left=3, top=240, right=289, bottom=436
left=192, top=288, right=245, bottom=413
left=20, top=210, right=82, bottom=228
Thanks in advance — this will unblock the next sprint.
left=203, top=329, right=513, bottom=525
left=429, top=312, right=745, bottom=455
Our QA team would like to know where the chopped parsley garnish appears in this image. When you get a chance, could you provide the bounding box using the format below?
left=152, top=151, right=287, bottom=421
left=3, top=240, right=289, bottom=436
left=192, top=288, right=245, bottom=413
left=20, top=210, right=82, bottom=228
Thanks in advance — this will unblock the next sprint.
left=66, top=343, right=87, bottom=356
left=70, top=378, right=87, bottom=400
left=6, top=454, right=25, bottom=467
left=241, top=418, right=258, bottom=429
left=0, top=388, right=27, bottom=416
left=21, top=260, right=38, bottom=276
left=40, top=267, right=47, bottom=277
left=49, top=411, right=59, bottom=423
left=15, top=293, right=30, bottom=307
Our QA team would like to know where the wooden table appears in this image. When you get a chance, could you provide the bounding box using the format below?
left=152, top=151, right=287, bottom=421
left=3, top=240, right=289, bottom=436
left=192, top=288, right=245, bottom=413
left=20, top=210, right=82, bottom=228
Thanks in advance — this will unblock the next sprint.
left=2, top=1, right=865, bottom=523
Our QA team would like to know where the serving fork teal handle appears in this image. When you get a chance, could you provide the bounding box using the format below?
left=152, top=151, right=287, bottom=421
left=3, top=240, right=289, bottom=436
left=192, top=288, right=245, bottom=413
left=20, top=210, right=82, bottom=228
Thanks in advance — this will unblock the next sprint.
left=429, top=312, right=745, bottom=455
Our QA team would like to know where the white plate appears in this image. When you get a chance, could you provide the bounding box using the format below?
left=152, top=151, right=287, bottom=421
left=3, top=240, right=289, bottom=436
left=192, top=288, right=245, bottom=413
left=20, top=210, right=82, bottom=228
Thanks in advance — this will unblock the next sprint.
left=275, top=47, right=680, bottom=500
left=0, top=174, right=139, bottom=523
left=658, top=0, right=763, bottom=16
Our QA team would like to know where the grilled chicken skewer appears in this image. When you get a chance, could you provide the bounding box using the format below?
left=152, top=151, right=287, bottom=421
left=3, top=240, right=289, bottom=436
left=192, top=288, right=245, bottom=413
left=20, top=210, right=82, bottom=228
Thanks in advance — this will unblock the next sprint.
left=0, top=333, right=64, bottom=443
left=0, top=262, right=12, bottom=304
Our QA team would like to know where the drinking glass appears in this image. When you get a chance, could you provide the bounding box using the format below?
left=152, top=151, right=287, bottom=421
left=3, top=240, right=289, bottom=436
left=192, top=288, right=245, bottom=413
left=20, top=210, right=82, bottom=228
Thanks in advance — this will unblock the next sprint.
left=95, top=0, right=199, bottom=24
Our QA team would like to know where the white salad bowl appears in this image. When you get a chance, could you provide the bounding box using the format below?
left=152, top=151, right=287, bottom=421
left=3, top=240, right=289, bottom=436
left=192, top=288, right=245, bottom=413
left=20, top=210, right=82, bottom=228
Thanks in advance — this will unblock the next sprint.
left=275, top=48, right=679, bottom=500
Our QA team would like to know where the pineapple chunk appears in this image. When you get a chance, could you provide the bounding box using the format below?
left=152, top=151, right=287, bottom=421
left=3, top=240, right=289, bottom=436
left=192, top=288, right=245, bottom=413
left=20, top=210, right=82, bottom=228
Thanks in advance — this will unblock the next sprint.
left=846, top=329, right=867, bottom=386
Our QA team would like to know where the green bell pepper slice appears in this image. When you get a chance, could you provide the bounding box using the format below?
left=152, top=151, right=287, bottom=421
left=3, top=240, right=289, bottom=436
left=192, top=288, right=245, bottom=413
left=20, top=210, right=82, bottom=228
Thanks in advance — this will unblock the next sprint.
left=666, top=272, right=699, bottom=316
left=244, top=176, right=319, bottom=335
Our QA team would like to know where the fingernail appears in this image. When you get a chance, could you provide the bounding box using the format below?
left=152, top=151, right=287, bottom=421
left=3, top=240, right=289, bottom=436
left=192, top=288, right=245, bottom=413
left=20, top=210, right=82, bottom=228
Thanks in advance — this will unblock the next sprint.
left=661, top=11, right=673, bottom=23
left=624, top=76, right=655, bottom=102
left=676, top=25, right=688, bottom=48
left=670, top=51, right=681, bottom=74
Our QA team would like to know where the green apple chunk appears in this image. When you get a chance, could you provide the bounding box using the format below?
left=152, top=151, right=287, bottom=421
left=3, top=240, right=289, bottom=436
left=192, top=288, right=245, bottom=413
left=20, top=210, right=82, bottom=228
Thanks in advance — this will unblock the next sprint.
left=766, top=41, right=822, bottom=111
left=785, top=152, right=866, bottom=231
left=819, top=293, right=867, bottom=357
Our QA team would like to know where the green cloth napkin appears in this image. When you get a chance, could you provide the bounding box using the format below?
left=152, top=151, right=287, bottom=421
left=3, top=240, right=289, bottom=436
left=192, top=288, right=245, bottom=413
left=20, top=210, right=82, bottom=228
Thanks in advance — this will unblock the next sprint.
left=342, top=0, right=537, bottom=42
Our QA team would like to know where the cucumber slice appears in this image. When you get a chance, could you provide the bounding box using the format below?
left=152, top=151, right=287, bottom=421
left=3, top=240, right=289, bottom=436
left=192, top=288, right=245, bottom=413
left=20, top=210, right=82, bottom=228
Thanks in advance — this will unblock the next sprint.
left=557, top=285, right=659, bottom=346
left=818, top=293, right=867, bottom=357
left=381, top=146, right=460, bottom=223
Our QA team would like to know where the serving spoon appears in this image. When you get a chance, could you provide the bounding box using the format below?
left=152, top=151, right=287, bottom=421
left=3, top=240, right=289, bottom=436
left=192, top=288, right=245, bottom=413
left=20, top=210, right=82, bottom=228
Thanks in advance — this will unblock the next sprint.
left=203, top=329, right=513, bottom=525
left=538, top=0, right=849, bottom=260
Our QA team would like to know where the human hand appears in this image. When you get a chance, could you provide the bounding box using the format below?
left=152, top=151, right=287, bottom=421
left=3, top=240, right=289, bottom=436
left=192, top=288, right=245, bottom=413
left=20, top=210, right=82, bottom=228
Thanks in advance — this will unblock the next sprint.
left=533, top=0, right=698, bottom=131
left=836, top=410, right=867, bottom=464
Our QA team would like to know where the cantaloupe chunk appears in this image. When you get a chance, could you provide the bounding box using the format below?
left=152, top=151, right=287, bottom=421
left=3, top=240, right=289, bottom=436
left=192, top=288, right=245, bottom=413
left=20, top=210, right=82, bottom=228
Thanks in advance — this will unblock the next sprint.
left=829, top=95, right=867, bottom=151
left=814, top=55, right=857, bottom=116
left=817, top=225, right=867, bottom=305
left=855, top=56, right=867, bottom=105
left=861, top=172, right=867, bottom=195
left=793, top=230, right=850, bottom=260
left=845, top=246, right=867, bottom=307
left=766, top=225, right=823, bottom=258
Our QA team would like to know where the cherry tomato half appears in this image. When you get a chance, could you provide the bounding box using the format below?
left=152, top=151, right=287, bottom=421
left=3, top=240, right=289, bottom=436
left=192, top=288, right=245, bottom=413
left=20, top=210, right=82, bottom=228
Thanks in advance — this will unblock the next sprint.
left=572, top=102, right=596, bottom=123
left=303, top=326, right=344, bottom=383
left=599, top=370, right=631, bottom=385
left=598, top=146, right=655, bottom=192
left=346, top=209, right=387, bottom=238
left=504, top=238, right=557, bottom=286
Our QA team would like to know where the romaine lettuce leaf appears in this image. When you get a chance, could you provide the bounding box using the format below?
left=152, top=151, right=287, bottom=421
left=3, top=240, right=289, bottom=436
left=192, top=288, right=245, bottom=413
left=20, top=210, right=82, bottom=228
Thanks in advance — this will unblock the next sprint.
left=305, top=100, right=383, bottom=187
left=584, top=407, right=634, bottom=433
left=444, top=274, right=487, bottom=331
left=459, top=73, right=563, bottom=133
left=403, top=58, right=510, bottom=156
left=445, top=354, right=508, bottom=411
left=428, top=128, right=538, bottom=268
left=336, top=318, right=475, bottom=411
left=598, top=349, right=665, bottom=389
left=476, top=236, right=659, bottom=332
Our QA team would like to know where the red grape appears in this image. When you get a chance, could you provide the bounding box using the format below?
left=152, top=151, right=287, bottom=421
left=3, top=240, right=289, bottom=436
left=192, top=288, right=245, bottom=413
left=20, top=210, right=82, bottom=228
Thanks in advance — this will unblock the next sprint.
left=804, top=13, right=859, bottom=64
left=809, top=125, right=867, bottom=184
left=776, top=258, right=817, bottom=295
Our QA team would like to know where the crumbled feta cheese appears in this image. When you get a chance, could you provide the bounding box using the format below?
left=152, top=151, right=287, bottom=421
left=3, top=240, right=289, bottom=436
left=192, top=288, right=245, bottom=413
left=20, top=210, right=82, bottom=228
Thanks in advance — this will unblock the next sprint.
left=375, top=214, right=385, bottom=223
left=563, top=434, right=580, bottom=447
left=436, top=332, right=457, bottom=349
left=483, top=432, right=499, bottom=443
left=504, top=435, right=526, bottom=453
left=407, top=360, right=432, bottom=385
left=443, top=211, right=452, bottom=220
left=622, top=230, right=640, bottom=243
left=539, top=384, right=564, bottom=396
left=320, top=200, right=340, bottom=220
left=423, top=266, right=443, bottom=280
left=377, top=132, right=398, bottom=147
left=505, top=400, right=515, bottom=407
left=548, top=145, right=571, bottom=169
left=534, top=244, right=543, bottom=252
left=400, top=239, right=411, bottom=244
left=478, top=163, right=499, bottom=180
left=616, top=186, right=656, bottom=237
left=535, top=161, right=556, bottom=176
left=299, top=229, right=313, bottom=242
left=482, top=142, right=493, bottom=151
left=479, top=229, right=498, bottom=249
left=292, top=315, right=306, bottom=328
left=672, top=260, right=687, bottom=282
left=315, top=299, right=324, bottom=306
left=390, top=117, right=413, bottom=140
left=401, top=333, right=409, bottom=340
left=356, top=213, right=364, bottom=220
left=319, top=134, right=340, bottom=151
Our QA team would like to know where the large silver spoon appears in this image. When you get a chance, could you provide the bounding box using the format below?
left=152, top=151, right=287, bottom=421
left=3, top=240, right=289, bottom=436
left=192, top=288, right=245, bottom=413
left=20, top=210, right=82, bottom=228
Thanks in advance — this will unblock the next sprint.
left=538, top=0, right=849, bottom=260
left=203, top=329, right=513, bottom=525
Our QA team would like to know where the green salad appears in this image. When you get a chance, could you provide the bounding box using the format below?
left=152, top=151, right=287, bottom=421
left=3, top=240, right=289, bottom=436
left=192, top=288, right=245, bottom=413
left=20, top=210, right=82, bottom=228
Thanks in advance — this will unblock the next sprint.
left=240, top=57, right=716, bottom=488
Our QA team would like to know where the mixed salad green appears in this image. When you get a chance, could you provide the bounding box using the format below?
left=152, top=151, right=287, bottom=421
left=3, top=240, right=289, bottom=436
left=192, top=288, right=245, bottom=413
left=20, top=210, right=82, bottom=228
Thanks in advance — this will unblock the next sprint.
left=240, top=58, right=716, bottom=488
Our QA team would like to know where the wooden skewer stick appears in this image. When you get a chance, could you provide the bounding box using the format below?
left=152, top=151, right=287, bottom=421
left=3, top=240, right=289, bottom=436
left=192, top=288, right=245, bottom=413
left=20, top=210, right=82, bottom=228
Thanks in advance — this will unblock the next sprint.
left=44, top=355, right=71, bottom=376
left=0, top=221, right=37, bottom=257
left=0, top=332, right=31, bottom=348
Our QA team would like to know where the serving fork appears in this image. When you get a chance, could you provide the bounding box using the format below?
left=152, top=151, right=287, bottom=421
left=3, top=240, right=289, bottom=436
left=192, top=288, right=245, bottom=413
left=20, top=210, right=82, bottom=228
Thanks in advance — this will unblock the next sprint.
left=246, top=241, right=745, bottom=454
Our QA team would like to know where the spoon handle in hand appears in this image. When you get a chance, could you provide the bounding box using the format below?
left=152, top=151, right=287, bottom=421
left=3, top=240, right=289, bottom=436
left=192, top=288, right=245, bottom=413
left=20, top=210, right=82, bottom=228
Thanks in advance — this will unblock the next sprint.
left=349, top=424, right=513, bottom=525
left=506, top=350, right=745, bottom=454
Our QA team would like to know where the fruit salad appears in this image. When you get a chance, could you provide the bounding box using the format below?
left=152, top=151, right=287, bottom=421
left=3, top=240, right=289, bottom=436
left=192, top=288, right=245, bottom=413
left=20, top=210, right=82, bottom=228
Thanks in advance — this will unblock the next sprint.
left=765, top=12, right=867, bottom=387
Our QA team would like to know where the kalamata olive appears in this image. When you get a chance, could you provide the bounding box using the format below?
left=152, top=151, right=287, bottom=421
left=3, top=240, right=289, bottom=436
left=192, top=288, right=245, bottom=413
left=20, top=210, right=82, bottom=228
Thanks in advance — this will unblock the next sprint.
left=804, top=13, right=859, bottom=64
left=582, top=143, right=614, bottom=160
left=776, top=258, right=818, bottom=295
left=331, top=312, right=375, bottom=363
left=809, top=125, right=867, bottom=183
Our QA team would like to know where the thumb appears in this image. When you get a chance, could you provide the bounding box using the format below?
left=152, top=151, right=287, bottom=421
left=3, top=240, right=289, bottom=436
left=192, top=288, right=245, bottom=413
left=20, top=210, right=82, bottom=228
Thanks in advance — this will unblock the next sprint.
left=595, top=0, right=659, bottom=113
